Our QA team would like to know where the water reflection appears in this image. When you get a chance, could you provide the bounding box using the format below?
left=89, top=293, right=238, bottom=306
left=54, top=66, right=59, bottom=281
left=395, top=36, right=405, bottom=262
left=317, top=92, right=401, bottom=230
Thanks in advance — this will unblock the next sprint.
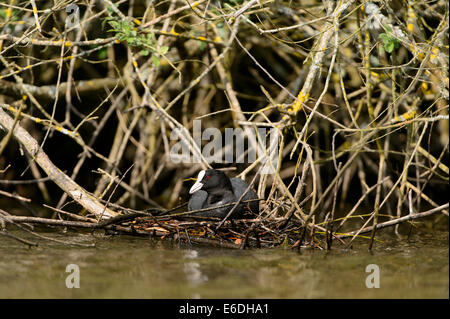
left=184, top=250, right=208, bottom=287
left=0, top=229, right=447, bottom=298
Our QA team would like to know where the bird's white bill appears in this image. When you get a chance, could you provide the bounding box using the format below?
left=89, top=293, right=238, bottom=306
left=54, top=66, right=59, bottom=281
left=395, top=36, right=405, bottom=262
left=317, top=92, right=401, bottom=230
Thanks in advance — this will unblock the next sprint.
left=189, top=180, right=204, bottom=194
left=190, top=170, right=206, bottom=194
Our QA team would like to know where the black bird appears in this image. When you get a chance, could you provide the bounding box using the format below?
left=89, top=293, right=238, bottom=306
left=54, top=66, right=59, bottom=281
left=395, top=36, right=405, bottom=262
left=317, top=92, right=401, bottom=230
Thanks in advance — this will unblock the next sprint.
left=188, top=169, right=259, bottom=219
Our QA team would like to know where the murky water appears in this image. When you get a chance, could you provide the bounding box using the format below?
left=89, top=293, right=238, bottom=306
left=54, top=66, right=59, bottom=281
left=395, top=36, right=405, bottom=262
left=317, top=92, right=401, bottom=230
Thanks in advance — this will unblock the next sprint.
left=0, top=226, right=448, bottom=298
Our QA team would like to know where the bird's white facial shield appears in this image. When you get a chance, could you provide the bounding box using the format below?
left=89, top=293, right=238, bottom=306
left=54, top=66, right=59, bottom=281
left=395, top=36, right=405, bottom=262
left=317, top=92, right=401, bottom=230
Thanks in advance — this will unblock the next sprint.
left=189, top=170, right=206, bottom=194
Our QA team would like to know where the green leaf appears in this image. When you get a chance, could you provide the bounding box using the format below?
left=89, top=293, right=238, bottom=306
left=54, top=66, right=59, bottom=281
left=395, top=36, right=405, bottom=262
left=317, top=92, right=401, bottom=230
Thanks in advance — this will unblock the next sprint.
left=385, top=42, right=395, bottom=53
left=159, top=46, right=169, bottom=55
left=393, top=40, right=399, bottom=49
left=378, top=31, right=399, bottom=53
left=108, top=20, right=119, bottom=29
left=152, top=54, right=160, bottom=67
left=141, top=49, right=150, bottom=56
left=379, top=33, right=389, bottom=43
left=101, top=18, right=108, bottom=30
left=98, top=48, right=108, bottom=59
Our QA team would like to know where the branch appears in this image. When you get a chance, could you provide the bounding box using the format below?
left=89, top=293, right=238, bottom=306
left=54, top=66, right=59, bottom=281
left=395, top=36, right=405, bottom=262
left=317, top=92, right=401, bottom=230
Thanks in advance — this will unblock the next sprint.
left=0, top=108, right=117, bottom=219
left=339, top=204, right=448, bottom=239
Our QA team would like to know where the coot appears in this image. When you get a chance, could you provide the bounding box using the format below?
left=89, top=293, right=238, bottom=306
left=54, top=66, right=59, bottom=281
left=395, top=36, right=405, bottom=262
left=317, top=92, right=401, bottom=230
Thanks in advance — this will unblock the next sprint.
left=188, top=169, right=259, bottom=219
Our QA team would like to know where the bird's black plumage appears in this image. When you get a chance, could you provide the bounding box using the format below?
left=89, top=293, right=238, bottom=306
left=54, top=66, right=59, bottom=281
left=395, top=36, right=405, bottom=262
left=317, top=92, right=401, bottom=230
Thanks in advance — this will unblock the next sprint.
left=188, top=169, right=259, bottom=219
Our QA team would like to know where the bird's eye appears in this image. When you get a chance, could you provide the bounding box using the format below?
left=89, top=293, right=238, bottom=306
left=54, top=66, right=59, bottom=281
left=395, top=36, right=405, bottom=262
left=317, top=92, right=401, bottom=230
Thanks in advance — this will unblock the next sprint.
left=206, top=175, right=210, bottom=180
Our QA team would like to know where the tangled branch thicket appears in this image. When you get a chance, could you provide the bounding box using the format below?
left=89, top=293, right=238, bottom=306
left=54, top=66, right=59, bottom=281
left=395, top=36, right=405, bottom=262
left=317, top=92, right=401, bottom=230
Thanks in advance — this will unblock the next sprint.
left=0, top=0, right=448, bottom=249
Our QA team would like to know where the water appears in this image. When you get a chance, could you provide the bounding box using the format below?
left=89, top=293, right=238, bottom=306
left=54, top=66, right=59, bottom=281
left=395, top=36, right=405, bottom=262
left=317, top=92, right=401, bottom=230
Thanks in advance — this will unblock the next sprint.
left=0, top=227, right=448, bottom=298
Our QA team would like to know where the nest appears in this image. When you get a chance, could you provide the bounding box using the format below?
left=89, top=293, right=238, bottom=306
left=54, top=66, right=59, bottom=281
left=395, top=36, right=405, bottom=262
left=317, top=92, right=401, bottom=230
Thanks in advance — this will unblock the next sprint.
left=109, top=215, right=303, bottom=249
left=96, top=199, right=327, bottom=250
